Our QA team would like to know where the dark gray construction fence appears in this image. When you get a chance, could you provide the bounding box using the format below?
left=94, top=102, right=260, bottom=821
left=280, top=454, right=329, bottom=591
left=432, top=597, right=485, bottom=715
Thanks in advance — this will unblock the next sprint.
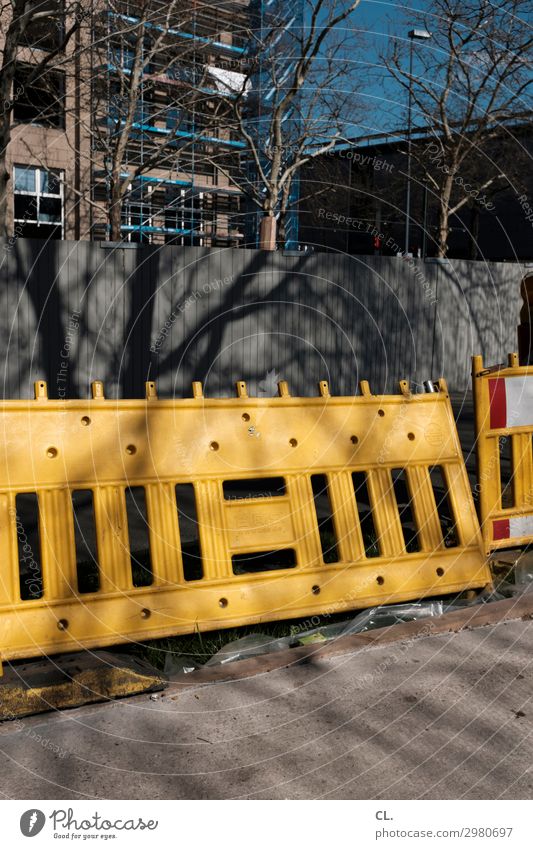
left=0, top=238, right=527, bottom=399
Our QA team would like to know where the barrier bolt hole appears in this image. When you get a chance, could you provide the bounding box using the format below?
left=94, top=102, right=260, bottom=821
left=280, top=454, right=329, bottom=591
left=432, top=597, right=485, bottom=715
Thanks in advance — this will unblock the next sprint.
left=436, top=567, right=444, bottom=577
left=242, top=413, right=250, bottom=422
left=407, top=432, right=415, bottom=441
left=57, top=618, right=68, bottom=631
left=46, top=447, right=58, bottom=458
left=376, top=575, right=385, bottom=585
left=350, top=435, right=358, bottom=444
left=219, top=597, right=228, bottom=608
left=312, top=584, right=320, bottom=595
left=140, top=608, right=151, bottom=619
left=210, top=441, right=219, bottom=451
left=81, top=416, right=91, bottom=427
left=125, top=444, right=137, bottom=455
left=378, top=409, right=385, bottom=417
left=289, top=438, right=298, bottom=447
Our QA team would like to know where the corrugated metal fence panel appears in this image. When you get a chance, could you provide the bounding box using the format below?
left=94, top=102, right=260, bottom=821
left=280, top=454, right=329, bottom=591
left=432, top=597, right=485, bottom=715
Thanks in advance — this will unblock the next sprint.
left=0, top=239, right=524, bottom=399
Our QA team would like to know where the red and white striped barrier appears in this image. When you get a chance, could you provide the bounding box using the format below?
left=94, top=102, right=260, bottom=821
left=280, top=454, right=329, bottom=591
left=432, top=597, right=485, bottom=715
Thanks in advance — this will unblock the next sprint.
left=488, top=376, right=533, bottom=429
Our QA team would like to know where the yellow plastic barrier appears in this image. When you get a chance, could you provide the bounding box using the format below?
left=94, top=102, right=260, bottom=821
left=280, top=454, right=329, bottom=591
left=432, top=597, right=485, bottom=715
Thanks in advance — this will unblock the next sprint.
left=473, top=353, right=533, bottom=552
left=0, top=377, right=490, bottom=672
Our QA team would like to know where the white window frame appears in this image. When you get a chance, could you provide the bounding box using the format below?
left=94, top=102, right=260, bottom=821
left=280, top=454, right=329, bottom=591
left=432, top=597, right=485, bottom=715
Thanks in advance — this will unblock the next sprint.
left=13, top=165, right=64, bottom=237
left=121, top=193, right=153, bottom=243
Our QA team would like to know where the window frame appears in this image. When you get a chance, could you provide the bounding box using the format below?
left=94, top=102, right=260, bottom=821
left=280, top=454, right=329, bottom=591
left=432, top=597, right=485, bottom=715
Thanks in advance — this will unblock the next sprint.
left=12, top=62, right=66, bottom=129
left=121, top=193, right=154, bottom=243
left=13, top=164, right=65, bottom=238
left=18, top=0, right=65, bottom=52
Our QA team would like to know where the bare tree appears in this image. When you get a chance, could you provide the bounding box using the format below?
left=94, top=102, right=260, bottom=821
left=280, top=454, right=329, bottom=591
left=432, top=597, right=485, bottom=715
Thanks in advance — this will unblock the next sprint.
left=85, top=0, right=231, bottom=242
left=384, top=0, right=532, bottom=257
left=209, top=0, right=364, bottom=249
left=0, top=0, right=86, bottom=236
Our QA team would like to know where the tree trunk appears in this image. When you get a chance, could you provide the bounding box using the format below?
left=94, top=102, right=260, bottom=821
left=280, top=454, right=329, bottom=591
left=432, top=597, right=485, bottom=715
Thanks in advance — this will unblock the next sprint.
left=0, top=148, right=10, bottom=239
left=277, top=209, right=286, bottom=249
left=437, top=174, right=454, bottom=257
left=0, top=27, right=19, bottom=239
left=469, top=205, right=480, bottom=260
left=259, top=215, right=276, bottom=250
left=109, top=181, right=123, bottom=242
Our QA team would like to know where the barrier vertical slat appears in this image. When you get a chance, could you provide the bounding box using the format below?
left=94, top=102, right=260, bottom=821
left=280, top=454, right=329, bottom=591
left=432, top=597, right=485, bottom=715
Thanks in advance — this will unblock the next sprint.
left=407, top=467, right=444, bottom=552
left=195, top=480, right=233, bottom=579
left=285, top=475, right=323, bottom=568
left=326, top=471, right=366, bottom=562
left=366, top=468, right=406, bottom=556
left=93, top=486, right=132, bottom=593
left=473, top=355, right=492, bottom=545
left=486, top=436, right=503, bottom=511
left=39, top=489, right=78, bottom=599
left=444, top=465, right=481, bottom=547
left=0, top=493, right=18, bottom=605
left=144, top=483, right=183, bottom=586
left=512, top=433, right=533, bottom=512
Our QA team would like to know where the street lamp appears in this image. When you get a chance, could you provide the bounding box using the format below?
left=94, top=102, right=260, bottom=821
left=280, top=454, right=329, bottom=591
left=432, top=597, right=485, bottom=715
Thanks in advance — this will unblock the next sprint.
left=404, top=27, right=432, bottom=256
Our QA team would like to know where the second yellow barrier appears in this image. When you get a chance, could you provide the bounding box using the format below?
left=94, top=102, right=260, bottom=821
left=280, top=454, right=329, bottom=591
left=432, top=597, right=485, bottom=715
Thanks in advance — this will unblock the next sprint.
left=473, top=353, right=533, bottom=552
left=0, top=377, right=491, bottom=672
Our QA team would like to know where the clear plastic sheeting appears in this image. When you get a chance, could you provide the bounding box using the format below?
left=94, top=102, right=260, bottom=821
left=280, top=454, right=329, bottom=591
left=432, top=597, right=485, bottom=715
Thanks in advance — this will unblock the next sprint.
left=514, top=558, right=533, bottom=589
left=491, top=579, right=533, bottom=598
left=163, top=654, right=203, bottom=678
left=204, top=633, right=299, bottom=667
left=187, top=601, right=461, bottom=667
left=162, top=585, right=515, bottom=677
left=296, top=601, right=450, bottom=645
left=490, top=549, right=533, bottom=598
left=163, top=634, right=299, bottom=680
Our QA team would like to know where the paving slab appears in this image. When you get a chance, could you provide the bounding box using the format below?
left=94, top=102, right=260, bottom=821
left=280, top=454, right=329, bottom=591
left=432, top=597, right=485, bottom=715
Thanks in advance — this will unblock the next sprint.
left=0, top=618, right=531, bottom=800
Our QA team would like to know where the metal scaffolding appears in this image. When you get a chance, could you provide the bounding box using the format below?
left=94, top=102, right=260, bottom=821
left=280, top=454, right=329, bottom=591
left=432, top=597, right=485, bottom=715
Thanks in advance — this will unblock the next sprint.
left=94, top=0, right=249, bottom=245
left=92, top=0, right=303, bottom=248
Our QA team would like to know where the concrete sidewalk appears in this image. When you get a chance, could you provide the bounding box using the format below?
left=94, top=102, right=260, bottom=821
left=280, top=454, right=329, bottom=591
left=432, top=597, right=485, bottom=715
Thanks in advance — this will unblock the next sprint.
left=0, top=618, right=531, bottom=800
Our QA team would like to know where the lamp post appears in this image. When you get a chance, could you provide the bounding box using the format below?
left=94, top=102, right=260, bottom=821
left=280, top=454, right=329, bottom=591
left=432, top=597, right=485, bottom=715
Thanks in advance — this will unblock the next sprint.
left=405, top=27, right=432, bottom=256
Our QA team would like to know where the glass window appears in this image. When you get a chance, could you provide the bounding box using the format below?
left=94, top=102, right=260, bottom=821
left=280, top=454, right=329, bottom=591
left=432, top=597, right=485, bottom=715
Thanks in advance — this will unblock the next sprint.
left=18, top=0, right=64, bottom=51
left=121, top=196, right=153, bottom=243
left=14, top=195, right=37, bottom=220
left=14, top=166, right=36, bottom=193
left=13, top=165, right=64, bottom=239
left=39, top=197, right=62, bottom=222
left=40, top=169, right=61, bottom=195
left=12, top=64, right=65, bottom=129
